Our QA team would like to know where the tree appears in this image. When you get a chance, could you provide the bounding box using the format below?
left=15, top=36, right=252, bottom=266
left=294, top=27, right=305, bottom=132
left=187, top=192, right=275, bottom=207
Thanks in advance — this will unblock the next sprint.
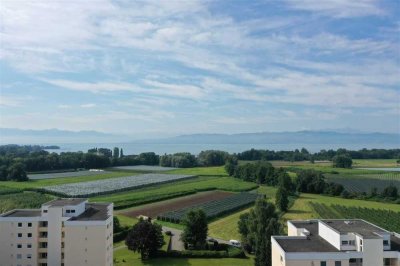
left=224, top=156, right=238, bottom=176
left=277, top=170, right=294, bottom=193
left=181, top=209, right=208, bottom=249
left=125, top=219, right=164, bottom=260
left=113, top=147, right=120, bottom=158
left=113, top=216, right=122, bottom=233
left=275, top=186, right=289, bottom=212
left=332, top=154, right=353, bottom=168
left=242, top=199, right=280, bottom=266
left=382, top=185, right=398, bottom=198
left=7, top=163, right=28, bottom=181
left=120, top=148, right=124, bottom=157
left=238, top=213, right=252, bottom=252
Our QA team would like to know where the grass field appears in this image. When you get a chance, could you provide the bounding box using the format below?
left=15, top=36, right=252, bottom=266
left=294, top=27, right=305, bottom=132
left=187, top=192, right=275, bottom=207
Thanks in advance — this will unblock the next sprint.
left=0, top=192, right=55, bottom=213
left=166, top=166, right=228, bottom=176
left=114, top=247, right=253, bottom=266
left=0, top=171, right=134, bottom=191
left=93, top=176, right=258, bottom=209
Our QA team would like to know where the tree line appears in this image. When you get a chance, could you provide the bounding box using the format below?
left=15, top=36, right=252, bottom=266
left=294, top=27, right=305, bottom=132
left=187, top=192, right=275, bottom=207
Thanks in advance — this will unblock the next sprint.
left=236, top=148, right=400, bottom=162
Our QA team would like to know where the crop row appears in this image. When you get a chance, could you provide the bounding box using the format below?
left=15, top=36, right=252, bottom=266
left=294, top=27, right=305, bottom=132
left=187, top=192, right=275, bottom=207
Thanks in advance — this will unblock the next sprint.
left=309, top=202, right=400, bottom=232
left=157, top=192, right=259, bottom=223
left=41, top=174, right=196, bottom=197
left=326, top=175, right=400, bottom=193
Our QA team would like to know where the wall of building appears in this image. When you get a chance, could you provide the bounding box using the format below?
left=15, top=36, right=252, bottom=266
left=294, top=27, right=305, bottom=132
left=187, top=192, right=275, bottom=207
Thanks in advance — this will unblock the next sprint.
left=0, top=219, right=40, bottom=266
left=64, top=217, right=113, bottom=266
left=318, top=221, right=341, bottom=250
left=364, top=238, right=383, bottom=266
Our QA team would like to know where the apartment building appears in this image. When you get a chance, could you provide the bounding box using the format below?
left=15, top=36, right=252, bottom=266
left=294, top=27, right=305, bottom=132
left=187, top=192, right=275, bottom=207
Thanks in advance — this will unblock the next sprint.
left=0, top=198, right=113, bottom=266
left=272, top=219, right=400, bottom=266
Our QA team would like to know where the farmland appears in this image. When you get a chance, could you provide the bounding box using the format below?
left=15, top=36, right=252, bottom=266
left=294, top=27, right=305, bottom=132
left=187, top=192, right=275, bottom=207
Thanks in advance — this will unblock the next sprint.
left=326, top=173, right=400, bottom=193
left=42, top=174, right=196, bottom=197
left=121, top=191, right=234, bottom=219
left=157, top=192, right=259, bottom=223
left=28, top=170, right=110, bottom=180
left=0, top=192, right=54, bottom=213
left=111, top=165, right=177, bottom=171
left=309, top=202, right=400, bottom=232
left=92, top=176, right=258, bottom=209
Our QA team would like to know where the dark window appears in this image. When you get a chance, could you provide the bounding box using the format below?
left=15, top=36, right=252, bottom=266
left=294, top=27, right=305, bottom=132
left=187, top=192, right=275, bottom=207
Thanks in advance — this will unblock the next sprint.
left=27, top=233, right=32, bottom=238
left=341, top=240, right=348, bottom=245
left=17, top=244, right=22, bottom=248
left=66, top=210, right=71, bottom=213
left=17, top=233, right=22, bottom=238
left=383, top=240, right=389, bottom=245
left=27, top=244, right=32, bottom=248
left=71, top=210, right=75, bottom=213
left=43, top=210, right=48, bottom=213
left=17, top=223, right=22, bottom=227
left=335, top=261, right=341, bottom=266
left=28, top=223, right=32, bottom=227
left=321, top=262, right=327, bottom=266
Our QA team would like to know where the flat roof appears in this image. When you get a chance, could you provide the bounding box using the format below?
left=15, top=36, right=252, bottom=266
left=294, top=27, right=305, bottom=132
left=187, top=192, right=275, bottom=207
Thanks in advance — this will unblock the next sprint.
left=43, top=198, right=87, bottom=207
left=321, top=219, right=387, bottom=239
left=68, top=203, right=110, bottom=221
left=1, top=209, right=41, bottom=218
left=276, top=220, right=338, bottom=252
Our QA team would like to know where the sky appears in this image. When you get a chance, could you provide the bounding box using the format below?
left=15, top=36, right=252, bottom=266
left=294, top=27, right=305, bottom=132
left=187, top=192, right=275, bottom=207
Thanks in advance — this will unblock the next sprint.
left=0, top=0, right=399, bottom=138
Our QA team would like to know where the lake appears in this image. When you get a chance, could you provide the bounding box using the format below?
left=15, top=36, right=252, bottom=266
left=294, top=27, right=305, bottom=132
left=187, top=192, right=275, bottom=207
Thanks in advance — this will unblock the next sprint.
left=46, top=142, right=400, bottom=155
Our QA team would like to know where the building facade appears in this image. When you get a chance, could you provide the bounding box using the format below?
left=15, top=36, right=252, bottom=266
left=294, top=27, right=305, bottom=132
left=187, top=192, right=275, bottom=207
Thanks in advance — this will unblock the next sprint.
left=272, top=219, right=400, bottom=266
left=0, top=198, right=113, bottom=266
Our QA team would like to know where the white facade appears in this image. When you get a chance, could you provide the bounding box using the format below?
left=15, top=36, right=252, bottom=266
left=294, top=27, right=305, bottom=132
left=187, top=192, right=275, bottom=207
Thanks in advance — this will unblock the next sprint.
left=0, top=198, right=113, bottom=266
left=272, top=219, right=400, bottom=266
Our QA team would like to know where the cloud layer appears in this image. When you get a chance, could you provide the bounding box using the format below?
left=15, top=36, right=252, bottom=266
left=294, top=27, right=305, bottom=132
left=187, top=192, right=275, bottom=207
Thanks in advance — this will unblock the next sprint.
left=0, top=0, right=399, bottom=136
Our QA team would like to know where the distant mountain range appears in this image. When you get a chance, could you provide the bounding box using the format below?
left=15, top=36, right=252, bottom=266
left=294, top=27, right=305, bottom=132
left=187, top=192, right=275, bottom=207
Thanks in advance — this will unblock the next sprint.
left=140, top=131, right=400, bottom=145
left=0, top=128, right=399, bottom=146
left=0, top=128, right=121, bottom=144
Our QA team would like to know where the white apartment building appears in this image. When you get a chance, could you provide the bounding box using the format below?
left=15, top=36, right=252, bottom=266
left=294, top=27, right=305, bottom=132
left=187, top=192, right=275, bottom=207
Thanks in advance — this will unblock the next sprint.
left=0, top=198, right=113, bottom=266
left=272, top=219, right=400, bottom=266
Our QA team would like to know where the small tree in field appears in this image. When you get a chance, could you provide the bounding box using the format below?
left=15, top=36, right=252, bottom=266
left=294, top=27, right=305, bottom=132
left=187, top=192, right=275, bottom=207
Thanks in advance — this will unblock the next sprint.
left=125, top=219, right=164, bottom=260
left=332, top=154, right=352, bottom=168
left=275, top=186, right=289, bottom=212
left=181, top=209, right=208, bottom=249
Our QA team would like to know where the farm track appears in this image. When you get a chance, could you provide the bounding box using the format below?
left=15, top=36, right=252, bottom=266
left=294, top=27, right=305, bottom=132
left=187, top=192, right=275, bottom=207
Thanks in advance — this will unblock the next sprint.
left=120, top=191, right=234, bottom=219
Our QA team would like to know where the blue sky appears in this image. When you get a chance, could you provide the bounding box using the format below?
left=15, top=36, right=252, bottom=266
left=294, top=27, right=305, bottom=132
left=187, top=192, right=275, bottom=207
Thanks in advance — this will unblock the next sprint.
left=0, top=0, right=399, bottom=138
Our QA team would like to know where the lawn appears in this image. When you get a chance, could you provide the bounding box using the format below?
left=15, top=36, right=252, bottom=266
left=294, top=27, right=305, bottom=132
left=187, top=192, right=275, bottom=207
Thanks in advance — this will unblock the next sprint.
left=0, top=171, right=134, bottom=190
left=92, top=176, right=258, bottom=209
left=113, top=247, right=253, bottom=266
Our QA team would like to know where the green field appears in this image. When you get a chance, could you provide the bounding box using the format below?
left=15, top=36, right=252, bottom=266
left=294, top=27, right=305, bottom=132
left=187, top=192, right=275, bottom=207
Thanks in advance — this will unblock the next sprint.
left=0, top=171, right=135, bottom=191
left=309, top=202, right=400, bottom=232
left=0, top=192, right=55, bottom=213
left=93, top=176, right=258, bottom=209
left=166, top=166, right=228, bottom=176
left=283, top=192, right=400, bottom=222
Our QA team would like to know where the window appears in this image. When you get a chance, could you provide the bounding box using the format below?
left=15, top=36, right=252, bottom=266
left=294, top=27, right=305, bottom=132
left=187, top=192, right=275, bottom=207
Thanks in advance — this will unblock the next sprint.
left=383, top=240, right=389, bottom=245
left=17, top=254, right=22, bottom=259
left=71, top=210, right=75, bottom=213
left=360, top=239, right=363, bottom=245
left=43, top=210, right=48, bottom=213
left=320, top=262, right=327, bottom=266
left=335, top=262, right=341, bottom=266
left=341, top=240, right=348, bottom=245
left=27, top=233, right=32, bottom=238
left=349, top=240, right=355, bottom=245
left=27, top=244, right=32, bottom=248
left=17, top=233, right=22, bottom=238
left=17, top=222, right=22, bottom=227
left=66, top=210, right=71, bottom=213
left=17, top=244, right=22, bottom=248
left=28, top=222, right=32, bottom=227
left=27, top=254, right=32, bottom=259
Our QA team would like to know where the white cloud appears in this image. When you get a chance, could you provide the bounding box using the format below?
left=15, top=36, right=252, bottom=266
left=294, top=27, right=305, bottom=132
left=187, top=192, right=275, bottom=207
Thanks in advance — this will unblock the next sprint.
left=284, top=0, right=384, bottom=18
left=80, top=103, right=96, bottom=108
